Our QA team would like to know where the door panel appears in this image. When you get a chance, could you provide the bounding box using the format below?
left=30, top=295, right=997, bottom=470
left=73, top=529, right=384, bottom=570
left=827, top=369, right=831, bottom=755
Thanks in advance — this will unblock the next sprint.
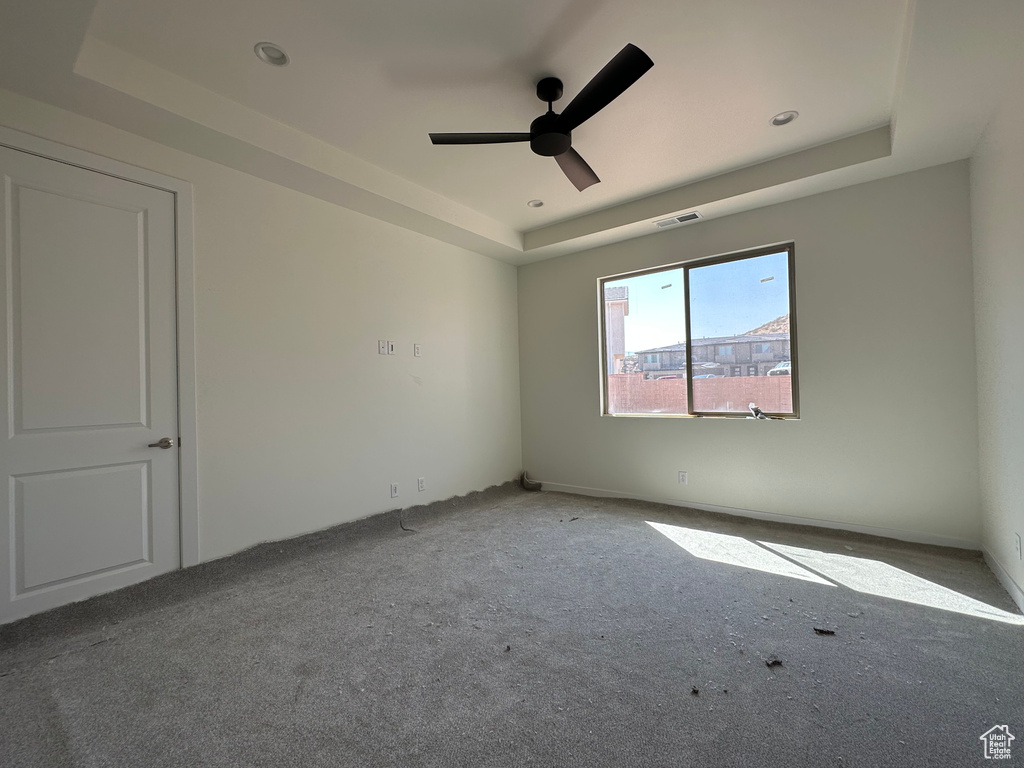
left=14, top=185, right=149, bottom=432
left=0, top=146, right=179, bottom=623
left=15, top=462, right=151, bottom=591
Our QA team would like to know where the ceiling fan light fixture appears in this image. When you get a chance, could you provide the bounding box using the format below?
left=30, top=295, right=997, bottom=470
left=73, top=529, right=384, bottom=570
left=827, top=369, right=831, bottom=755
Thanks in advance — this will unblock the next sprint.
left=770, top=110, right=799, bottom=126
left=427, top=43, right=653, bottom=192
left=254, top=42, right=289, bottom=67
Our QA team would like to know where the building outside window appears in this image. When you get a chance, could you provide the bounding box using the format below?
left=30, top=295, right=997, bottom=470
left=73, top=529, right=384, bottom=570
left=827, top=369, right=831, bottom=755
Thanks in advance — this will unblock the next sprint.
left=600, top=243, right=798, bottom=417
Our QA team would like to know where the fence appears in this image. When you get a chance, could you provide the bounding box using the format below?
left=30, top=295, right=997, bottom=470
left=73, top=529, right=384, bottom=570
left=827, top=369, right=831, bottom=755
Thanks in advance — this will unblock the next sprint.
left=607, top=374, right=793, bottom=414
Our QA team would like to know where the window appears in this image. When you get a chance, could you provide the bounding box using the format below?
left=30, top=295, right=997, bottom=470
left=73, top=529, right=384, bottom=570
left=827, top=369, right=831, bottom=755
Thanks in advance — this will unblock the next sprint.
left=600, top=243, right=798, bottom=417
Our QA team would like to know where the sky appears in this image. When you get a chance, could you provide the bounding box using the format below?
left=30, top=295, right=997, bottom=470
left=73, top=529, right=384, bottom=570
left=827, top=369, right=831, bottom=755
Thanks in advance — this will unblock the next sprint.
left=605, top=250, right=790, bottom=354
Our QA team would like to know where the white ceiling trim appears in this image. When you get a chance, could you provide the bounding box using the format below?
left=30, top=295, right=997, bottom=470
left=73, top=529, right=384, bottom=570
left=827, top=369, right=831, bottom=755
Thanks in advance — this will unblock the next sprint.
left=75, top=35, right=524, bottom=258
left=0, top=0, right=1020, bottom=265
left=524, top=126, right=891, bottom=254
left=69, top=35, right=898, bottom=266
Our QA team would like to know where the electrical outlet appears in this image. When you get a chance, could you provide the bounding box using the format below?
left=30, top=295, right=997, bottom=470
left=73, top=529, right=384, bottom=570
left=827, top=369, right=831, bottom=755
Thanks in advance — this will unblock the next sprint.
left=678, top=471, right=688, bottom=485
left=390, top=483, right=399, bottom=498
left=387, top=341, right=396, bottom=355
left=414, top=343, right=421, bottom=357
left=1015, top=533, right=1022, bottom=561
left=417, top=477, right=426, bottom=492
left=378, top=340, right=388, bottom=355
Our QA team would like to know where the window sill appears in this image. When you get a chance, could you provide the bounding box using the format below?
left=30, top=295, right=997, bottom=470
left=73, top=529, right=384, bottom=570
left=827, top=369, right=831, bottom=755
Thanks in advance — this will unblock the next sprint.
left=603, top=412, right=800, bottom=420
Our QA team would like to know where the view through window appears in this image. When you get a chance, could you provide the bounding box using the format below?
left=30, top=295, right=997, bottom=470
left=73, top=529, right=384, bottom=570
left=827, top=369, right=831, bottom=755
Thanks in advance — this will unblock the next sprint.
left=601, top=244, right=798, bottom=417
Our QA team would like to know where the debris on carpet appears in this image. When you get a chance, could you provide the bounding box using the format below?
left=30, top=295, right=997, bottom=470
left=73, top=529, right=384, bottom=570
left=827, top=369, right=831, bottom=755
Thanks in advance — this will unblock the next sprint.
left=520, top=471, right=542, bottom=491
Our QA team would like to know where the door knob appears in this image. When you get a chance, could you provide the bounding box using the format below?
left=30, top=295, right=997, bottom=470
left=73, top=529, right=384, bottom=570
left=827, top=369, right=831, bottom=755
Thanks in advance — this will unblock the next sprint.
left=148, top=437, right=175, bottom=449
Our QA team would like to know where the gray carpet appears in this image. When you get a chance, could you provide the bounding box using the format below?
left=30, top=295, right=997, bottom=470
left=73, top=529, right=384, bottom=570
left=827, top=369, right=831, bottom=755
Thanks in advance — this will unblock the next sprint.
left=2, top=485, right=1022, bottom=767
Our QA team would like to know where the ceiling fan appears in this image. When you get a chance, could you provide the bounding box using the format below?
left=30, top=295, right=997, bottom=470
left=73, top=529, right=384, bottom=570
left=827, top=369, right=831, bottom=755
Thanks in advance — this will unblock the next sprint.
left=429, top=43, right=653, bottom=192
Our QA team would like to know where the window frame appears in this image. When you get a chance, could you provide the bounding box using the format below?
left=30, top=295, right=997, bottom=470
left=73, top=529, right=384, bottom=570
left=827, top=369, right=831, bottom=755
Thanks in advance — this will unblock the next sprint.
left=599, top=242, right=800, bottom=419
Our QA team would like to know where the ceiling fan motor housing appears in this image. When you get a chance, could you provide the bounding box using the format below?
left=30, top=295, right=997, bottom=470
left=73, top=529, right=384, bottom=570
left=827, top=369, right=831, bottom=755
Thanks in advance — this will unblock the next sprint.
left=530, top=113, right=571, bottom=156
left=427, top=45, right=653, bottom=189
left=531, top=77, right=570, bottom=156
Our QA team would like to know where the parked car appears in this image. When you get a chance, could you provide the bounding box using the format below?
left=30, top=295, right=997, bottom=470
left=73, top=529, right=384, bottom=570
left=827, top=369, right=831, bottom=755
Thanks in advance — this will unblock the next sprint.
left=767, top=361, right=791, bottom=376
left=656, top=375, right=681, bottom=379
left=693, top=374, right=717, bottom=379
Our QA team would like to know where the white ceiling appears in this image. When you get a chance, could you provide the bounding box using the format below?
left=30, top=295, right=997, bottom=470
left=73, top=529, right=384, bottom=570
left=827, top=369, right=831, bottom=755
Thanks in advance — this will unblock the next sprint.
left=85, top=0, right=903, bottom=230
left=1, top=0, right=1023, bottom=264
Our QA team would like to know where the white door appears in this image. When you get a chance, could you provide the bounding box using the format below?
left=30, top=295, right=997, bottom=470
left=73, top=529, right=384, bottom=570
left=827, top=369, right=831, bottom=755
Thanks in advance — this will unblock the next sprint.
left=0, top=146, right=180, bottom=623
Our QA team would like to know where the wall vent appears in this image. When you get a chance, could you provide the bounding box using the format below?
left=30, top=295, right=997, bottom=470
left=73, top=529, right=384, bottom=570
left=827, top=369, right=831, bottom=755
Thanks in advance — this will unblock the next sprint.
left=654, top=211, right=702, bottom=228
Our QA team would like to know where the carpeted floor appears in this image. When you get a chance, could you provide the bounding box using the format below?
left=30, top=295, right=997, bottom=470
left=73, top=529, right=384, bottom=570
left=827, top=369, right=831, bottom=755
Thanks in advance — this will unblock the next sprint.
left=2, top=485, right=1022, bottom=767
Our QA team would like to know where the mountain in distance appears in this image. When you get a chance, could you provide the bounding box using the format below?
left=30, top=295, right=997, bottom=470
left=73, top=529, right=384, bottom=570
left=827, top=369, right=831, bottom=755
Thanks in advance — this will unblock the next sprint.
left=746, top=314, right=789, bottom=335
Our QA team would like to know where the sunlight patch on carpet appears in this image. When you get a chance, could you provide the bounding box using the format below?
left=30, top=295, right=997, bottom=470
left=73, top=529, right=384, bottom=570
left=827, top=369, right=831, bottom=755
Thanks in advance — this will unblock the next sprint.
left=647, top=521, right=1023, bottom=624
left=759, top=542, right=1024, bottom=625
left=646, top=521, right=833, bottom=585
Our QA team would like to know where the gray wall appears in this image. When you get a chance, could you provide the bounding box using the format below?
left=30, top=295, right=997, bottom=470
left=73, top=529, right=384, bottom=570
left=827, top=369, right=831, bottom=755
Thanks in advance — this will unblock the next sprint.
left=0, top=88, right=523, bottom=561
left=971, top=59, right=1024, bottom=603
left=518, top=162, right=980, bottom=546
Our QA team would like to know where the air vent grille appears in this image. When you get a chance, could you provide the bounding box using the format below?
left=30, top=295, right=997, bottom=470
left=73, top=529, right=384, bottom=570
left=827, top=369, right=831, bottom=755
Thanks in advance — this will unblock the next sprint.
left=654, top=211, right=702, bottom=228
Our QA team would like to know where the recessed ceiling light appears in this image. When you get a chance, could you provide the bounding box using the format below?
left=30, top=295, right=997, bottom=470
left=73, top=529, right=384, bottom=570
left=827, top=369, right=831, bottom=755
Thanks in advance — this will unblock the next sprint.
left=254, top=42, right=289, bottom=67
left=527, top=199, right=544, bottom=208
left=770, top=110, right=799, bottom=127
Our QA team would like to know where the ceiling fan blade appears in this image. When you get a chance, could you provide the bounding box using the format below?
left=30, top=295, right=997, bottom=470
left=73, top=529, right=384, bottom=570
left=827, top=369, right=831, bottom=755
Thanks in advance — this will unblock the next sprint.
left=429, top=132, right=530, bottom=145
left=556, top=43, right=653, bottom=132
left=555, top=148, right=600, bottom=191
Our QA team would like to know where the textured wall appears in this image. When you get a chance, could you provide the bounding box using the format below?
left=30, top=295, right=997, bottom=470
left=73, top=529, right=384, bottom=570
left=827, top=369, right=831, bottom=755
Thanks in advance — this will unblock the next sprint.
left=519, top=162, right=980, bottom=546
left=0, top=89, right=523, bottom=561
left=971, top=66, right=1024, bottom=601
